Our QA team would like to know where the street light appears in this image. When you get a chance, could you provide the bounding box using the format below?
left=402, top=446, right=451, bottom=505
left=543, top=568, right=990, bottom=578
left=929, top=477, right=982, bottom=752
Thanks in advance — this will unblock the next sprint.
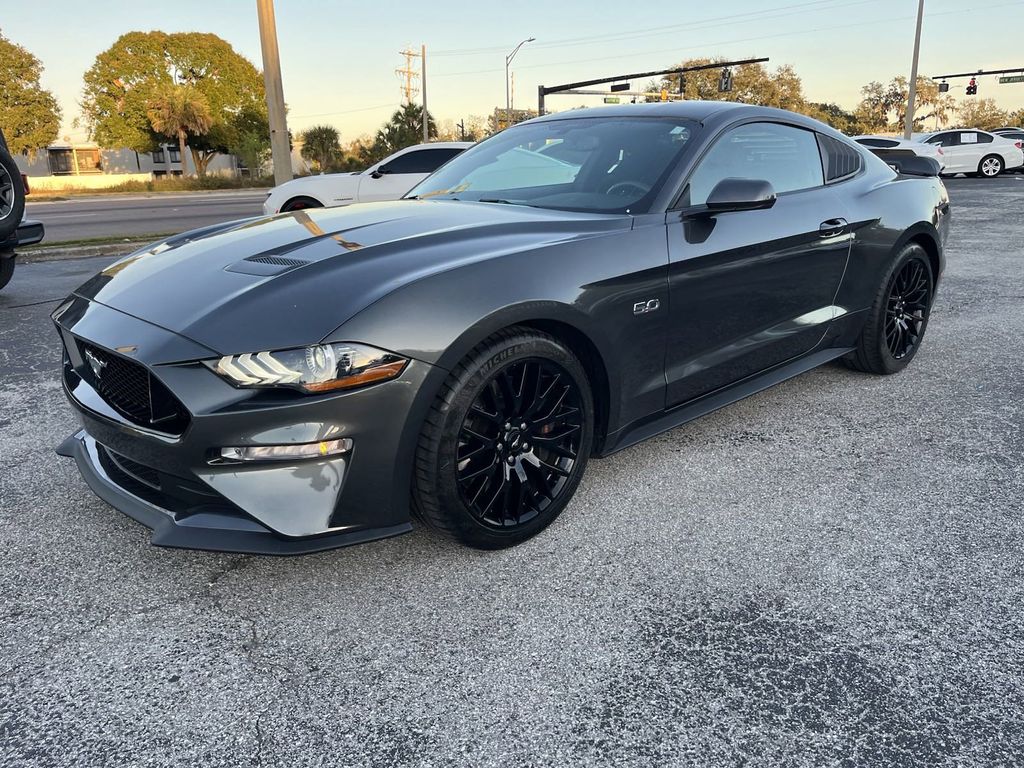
left=506, top=37, right=535, bottom=126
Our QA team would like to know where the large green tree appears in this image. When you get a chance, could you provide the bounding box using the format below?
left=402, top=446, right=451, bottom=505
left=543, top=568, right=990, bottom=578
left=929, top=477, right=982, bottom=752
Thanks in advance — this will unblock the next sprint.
left=954, top=98, right=1010, bottom=130
left=653, top=59, right=807, bottom=111
left=81, top=31, right=267, bottom=174
left=855, top=76, right=954, bottom=133
left=0, top=33, right=61, bottom=155
left=147, top=84, right=213, bottom=177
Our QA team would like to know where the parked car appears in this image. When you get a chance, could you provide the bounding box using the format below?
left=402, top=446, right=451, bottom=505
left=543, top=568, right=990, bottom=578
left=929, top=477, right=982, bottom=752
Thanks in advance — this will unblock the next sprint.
left=0, top=128, right=44, bottom=291
left=853, top=135, right=945, bottom=171
left=915, top=128, right=1024, bottom=177
left=263, top=142, right=473, bottom=214
left=55, top=102, right=949, bottom=555
left=992, top=127, right=1024, bottom=134
left=992, top=129, right=1024, bottom=171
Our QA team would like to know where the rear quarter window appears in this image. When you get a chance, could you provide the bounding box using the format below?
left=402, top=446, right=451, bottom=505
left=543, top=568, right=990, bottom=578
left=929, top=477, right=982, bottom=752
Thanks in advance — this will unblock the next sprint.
left=818, top=134, right=863, bottom=182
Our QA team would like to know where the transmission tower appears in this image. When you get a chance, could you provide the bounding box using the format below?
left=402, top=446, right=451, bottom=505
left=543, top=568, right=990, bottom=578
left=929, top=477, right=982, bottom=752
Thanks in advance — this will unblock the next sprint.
left=396, top=47, right=421, bottom=104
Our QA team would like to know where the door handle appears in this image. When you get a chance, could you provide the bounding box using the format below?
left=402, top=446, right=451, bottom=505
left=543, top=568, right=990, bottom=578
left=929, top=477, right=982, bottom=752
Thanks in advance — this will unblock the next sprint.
left=819, top=218, right=848, bottom=237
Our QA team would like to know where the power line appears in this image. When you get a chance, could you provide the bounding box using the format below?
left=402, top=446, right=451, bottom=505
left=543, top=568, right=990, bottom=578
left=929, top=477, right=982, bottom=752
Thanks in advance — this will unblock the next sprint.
left=431, top=1, right=1024, bottom=79
left=431, top=0, right=880, bottom=57
left=291, top=103, right=397, bottom=120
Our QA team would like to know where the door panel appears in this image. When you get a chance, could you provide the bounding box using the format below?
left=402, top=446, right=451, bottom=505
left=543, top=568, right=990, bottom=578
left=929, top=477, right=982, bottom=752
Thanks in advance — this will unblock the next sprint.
left=665, top=187, right=851, bottom=406
left=357, top=172, right=428, bottom=203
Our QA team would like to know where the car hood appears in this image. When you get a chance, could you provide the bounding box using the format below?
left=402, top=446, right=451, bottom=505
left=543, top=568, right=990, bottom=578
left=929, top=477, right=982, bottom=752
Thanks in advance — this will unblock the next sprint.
left=74, top=200, right=630, bottom=358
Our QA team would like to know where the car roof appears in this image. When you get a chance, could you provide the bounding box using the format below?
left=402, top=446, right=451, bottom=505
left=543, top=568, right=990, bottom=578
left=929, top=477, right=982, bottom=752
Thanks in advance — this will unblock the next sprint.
left=402, top=141, right=474, bottom=150
left=526, top=100, right=850, bottom=138
left=530, top=100, right=753, bottom=124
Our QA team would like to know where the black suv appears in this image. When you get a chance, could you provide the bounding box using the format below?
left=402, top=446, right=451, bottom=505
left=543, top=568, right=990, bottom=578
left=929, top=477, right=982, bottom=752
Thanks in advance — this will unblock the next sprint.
left=1, top=127, right=44, bottom=290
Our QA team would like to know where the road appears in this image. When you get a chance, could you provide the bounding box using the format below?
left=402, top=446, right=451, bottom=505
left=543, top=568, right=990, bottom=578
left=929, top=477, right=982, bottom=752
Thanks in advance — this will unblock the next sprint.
left=1, top=178, right=1023, bottom=767
left=25, top=189, right=267, bottom=242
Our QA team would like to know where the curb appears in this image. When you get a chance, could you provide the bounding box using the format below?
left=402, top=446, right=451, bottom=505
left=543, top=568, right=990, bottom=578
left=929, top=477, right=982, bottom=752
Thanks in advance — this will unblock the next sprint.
left=17, top=241, right=145, bottom=263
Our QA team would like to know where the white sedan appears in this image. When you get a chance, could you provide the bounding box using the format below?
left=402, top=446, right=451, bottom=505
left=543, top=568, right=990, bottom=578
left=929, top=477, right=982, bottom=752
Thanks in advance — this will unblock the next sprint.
left=914, top=129, right=1024, bottom=178
left=853, top=135, right=945, bottom=170
left=263, top=142, right=473, bottom=215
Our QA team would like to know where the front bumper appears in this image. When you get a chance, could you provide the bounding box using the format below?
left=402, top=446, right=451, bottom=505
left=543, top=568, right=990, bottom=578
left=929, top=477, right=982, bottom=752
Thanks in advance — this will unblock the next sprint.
left=57, top=430, right=411, bottom=554
left=54, top=297, right=441, bottom=554
left=1, top=218, right=44, bottom=254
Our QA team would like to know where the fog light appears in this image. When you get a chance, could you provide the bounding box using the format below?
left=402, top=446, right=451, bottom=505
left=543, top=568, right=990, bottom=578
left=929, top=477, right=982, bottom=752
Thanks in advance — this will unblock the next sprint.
left=218, top=438, right=352, bottom=463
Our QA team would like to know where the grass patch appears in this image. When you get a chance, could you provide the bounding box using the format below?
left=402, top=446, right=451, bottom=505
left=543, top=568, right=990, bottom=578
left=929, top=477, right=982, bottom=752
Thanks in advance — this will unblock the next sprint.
left=30, top=175, right=274, bottom=199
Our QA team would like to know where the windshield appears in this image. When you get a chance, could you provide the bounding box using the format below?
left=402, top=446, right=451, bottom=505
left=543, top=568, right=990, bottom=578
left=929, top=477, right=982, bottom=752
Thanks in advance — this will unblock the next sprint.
left=407, top=116, right=699, bottom=214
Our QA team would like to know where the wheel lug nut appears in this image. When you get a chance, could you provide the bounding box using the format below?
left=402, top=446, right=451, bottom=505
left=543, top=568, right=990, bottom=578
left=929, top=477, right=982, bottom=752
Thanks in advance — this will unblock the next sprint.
left=507, top=456, right=515, bottom=465
left=522, top=443, right=530, bottom=451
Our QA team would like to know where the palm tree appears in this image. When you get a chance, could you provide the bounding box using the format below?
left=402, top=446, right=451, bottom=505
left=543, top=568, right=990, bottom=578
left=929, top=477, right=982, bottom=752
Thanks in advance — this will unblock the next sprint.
left=147, top=84, right=213, bottom=178
left=299, top=125, right=341, bottom=173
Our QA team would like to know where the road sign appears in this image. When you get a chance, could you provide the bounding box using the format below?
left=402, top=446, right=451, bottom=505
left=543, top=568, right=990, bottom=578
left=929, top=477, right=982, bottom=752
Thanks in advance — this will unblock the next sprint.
left=999, top=75, right=1024, bottom=84
left=603, top=97, right=621, bottom=104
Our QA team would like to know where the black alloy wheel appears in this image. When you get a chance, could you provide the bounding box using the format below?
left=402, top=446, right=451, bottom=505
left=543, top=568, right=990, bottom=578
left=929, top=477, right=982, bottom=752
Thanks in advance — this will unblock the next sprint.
left=885, top=258, right=930, bottom=360
left=845, top=243, right=934, bottom=375
left=456, top=358, right=584, bottom=529
left=414, top=327, right=594, bottom=549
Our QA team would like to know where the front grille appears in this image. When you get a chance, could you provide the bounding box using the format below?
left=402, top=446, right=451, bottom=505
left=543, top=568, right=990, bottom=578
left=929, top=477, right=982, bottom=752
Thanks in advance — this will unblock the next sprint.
left=77, top=342, right=190, bottom=435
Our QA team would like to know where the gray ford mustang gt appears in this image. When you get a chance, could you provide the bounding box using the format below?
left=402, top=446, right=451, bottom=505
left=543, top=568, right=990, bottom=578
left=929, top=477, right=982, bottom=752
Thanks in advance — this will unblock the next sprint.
left=53, top=102, right=950, bottom=554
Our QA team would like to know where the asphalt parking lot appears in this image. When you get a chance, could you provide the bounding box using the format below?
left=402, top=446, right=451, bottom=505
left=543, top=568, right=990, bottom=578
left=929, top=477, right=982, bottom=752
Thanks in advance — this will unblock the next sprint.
left=2, top=176, right=1022, bottom=767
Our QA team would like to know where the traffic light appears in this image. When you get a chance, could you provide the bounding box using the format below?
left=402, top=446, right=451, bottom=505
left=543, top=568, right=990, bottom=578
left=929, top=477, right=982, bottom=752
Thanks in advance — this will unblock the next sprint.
left=660, top=88, right=668, bottom=102
left=938, top=81, right=949, bottom=93
left=966, top=77, right=977, bottom=95
left=718, top=68, right=733, bottom=93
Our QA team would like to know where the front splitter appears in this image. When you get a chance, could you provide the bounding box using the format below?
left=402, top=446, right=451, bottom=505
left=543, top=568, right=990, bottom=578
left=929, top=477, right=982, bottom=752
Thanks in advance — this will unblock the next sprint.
left=56, top=430, right=413, bottom=556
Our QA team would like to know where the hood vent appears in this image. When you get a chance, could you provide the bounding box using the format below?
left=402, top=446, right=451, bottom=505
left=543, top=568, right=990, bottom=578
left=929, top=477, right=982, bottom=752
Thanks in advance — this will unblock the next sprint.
left=225, top=254, right=311, bottom=276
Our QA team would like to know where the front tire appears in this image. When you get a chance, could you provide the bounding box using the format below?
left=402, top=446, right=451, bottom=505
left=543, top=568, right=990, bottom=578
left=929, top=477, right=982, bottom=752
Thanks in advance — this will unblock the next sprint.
left=414, top=327, right=594, bottom=549
left=0, top=148, right=25, bottom=241
left=978, top=155, right=1003, bottom=178
left=844, top=243, right=934, bottom=375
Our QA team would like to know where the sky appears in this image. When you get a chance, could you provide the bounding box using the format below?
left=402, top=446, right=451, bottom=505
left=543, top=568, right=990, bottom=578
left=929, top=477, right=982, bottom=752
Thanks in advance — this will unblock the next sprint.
left=2, top=0, right=1023, bottom=145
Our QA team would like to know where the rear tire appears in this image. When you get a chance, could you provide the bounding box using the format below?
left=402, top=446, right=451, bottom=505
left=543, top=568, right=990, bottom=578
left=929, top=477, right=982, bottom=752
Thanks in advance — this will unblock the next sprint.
left=844, top=243, right=934, bottom=375
left=281, top=196, right=323, bottom=212
left=0, top=147, right=25, bottom=241
left=0, top=256, right=14, bottom=291
left=413, top=327, right=594, bottom=549
left=978, top=154, right=1003, bottom=178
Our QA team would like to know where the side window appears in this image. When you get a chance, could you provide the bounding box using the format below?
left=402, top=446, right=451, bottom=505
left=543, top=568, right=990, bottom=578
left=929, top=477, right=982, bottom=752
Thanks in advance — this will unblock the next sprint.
left=958, top=132, right=980, bottom=145
left=383, top=148, right=464, bottom=175
left=926, top=133, right=957, bottom=147
left=975, top=132, right=993, bottom=144
left=684, top=122, right=824, bottom=207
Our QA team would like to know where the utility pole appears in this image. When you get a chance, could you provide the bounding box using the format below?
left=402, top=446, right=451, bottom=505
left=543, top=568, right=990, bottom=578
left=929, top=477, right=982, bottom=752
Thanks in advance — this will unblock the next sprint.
left=903, top=0, right=925, bottom=139
left=256, top=0, right=291, bottom=186
left=458, top=119, right=466, bottom=140
left=421, top=44, right=429, bottom=142
left=396, top=47, right=421, bottom=104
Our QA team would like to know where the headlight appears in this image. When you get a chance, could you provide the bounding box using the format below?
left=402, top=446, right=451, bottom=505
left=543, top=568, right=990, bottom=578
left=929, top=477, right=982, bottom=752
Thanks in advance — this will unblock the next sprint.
left=205, top=342, right=407, bottom=393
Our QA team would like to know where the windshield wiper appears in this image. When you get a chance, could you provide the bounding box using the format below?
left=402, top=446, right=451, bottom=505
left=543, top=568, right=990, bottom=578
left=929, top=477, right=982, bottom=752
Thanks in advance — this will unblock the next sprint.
left=477, top=198, right=534, bottom=207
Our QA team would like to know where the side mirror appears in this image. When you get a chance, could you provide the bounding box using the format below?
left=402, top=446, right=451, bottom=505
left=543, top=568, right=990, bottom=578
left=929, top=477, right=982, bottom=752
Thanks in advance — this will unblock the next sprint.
left=370, top=165, right=390, bottom=179
left=704, top=177, right=777, bottom=213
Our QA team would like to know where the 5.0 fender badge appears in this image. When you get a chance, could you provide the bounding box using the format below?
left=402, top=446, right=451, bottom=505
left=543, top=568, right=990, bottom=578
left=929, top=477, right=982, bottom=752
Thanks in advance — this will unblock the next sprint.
left=633, top=298, right=660, bottom=316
